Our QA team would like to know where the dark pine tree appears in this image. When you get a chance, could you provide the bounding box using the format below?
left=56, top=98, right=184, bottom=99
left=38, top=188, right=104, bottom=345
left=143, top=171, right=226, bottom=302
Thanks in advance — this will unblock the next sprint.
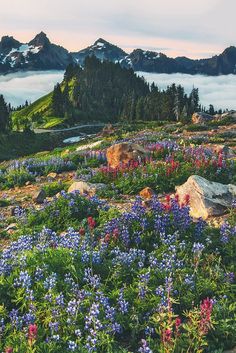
left=51, top=83, right=64, bottom=117
left=0, top=94, right=9, bottom=132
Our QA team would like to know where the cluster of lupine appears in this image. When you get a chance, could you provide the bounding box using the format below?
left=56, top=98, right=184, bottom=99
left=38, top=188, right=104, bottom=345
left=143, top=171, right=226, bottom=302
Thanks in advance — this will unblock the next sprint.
left=0, top=194, right=235, bottom=352
left=19, top=190, right=107, bottom=232
left=84, top=150, right=107, bottom=163
left=0, top=156, right=76, bottom=189
left=8, top=156, right=76, bottom=176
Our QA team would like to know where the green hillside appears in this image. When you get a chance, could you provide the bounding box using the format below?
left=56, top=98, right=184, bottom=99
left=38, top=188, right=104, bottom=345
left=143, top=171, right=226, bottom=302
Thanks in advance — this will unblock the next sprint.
left=11, top=56, right=200, bottom=130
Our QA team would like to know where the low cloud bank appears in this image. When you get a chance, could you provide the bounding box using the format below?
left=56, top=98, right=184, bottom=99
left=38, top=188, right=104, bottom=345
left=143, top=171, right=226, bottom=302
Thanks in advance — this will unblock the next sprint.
left=0, top=71, right=64, bottom=107
left=0, top=70, right=235, bottom=111
left=139, top=72, right=236, bottom=111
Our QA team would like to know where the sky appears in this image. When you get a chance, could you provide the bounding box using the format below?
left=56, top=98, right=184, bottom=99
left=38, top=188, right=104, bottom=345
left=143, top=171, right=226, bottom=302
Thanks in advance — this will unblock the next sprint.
left=0, top=0, right=235, bottom=58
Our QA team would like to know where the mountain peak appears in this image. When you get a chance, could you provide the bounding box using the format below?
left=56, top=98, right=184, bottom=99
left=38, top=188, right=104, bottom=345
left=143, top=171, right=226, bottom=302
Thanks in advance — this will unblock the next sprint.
left=29, top=32, right=50, bottom=47
left=222, top=45, right=236, bottom=56
left=94, top=38, right=108, bottom=45
left=0, top=35, right=21, bottom=51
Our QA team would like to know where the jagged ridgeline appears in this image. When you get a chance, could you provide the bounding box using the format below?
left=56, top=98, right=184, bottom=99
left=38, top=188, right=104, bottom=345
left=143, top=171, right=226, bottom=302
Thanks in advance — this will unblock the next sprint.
left=11, top=56, right=199, bottom=130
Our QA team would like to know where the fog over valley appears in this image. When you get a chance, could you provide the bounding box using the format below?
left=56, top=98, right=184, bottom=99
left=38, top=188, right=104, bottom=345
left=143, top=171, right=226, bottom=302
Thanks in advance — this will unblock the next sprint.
left=0, top=71, right=64, bottom=107
left=0, top=70, right=235, bottom=111
left=139, top=72, right=236, bottom=111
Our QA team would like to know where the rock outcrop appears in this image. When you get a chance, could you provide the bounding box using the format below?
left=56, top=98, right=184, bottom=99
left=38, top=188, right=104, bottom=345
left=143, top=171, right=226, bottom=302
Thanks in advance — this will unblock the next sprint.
left=139, top=187, right=155, bottom=199
left=68, top=181, right=106, bottom=196
left=33, top=189, right=46, bottom=204
left=176, top=175, right=236, bottom=219
left=106, top=143, right=147, bottom=169
left=192, top=112, right=214, bottom=124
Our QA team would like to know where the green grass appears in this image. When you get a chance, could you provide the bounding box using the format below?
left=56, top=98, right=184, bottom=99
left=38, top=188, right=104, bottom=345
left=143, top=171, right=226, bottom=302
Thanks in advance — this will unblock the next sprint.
left=12, top=92, right=52, bottom=122
left=10, top=79, right=74, bottom=130
left=43, top=117, right=66, bottom=129
left=0, top=198, right=10, bottom=207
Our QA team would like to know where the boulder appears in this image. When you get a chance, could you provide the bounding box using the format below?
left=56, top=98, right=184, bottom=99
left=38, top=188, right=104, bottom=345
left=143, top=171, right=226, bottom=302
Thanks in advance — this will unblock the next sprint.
left=33, top=189, right=46, bottom=204
left=100, top=123, right=116, bottom=137
left=68, top=181, right=106, bottom=196
left=5, top=223, right=18, bottom=232
left=176, top=175, right=236, bottom=219
left=140, top=187, right=155, bottom=199
left=192, top=112, right=214, bottom=124
left=221, top=110, right=236, bottom=119
left=47, top=172, right=57, bottom=180
left=106, top=143, right=147, bottom=168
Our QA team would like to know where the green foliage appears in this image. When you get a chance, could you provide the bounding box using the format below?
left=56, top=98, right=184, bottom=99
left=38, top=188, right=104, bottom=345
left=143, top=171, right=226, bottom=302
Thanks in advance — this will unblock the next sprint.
left=0, top=198, right=10, bottom=207
left=0, top=94, right=10, bottom=131
left=186, top=124, right=210, bottom=132
left=24, top=192, right=100, bottom=232
left=10, top=59, right=203, bottom=129
left=51, top=83, right=64, bottom=117
left=1, top=167, right=35, bottom=189
left=42, top=181, right=69, bottom=197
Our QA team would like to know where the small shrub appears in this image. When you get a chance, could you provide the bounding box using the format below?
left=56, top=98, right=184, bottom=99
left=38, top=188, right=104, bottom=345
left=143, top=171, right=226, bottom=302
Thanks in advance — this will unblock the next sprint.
left=42, top=182, right=69, bottom=197
left=0, top=198, right=10, bottom=207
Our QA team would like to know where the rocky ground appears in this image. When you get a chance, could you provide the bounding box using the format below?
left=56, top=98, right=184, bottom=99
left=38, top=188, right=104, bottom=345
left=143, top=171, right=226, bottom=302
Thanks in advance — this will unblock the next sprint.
left=0, top=120, right=235, bottom=246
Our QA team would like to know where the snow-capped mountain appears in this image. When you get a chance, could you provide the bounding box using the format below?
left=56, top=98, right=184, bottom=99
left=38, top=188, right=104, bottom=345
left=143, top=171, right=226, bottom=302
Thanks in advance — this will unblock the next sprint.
left=120, top=49, right=188, bottom=73
left=71, top=38, right=128, bottom=66
left=0, top=32, right=236, bottom=76
left=0, top=32, right=73, bottom=73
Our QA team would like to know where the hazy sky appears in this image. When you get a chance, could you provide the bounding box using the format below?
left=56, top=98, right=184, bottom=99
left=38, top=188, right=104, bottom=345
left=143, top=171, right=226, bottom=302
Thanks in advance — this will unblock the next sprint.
left=0, top=0, right=235, bottom=58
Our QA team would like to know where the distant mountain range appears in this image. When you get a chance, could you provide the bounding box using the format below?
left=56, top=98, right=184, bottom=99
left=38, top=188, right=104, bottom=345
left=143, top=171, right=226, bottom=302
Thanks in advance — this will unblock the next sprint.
left=1, top=32, right=236, bottom=76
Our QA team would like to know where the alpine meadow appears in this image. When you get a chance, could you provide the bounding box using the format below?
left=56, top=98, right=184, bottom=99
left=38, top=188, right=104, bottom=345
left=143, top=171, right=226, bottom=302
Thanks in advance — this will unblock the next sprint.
left=0, top=1, right=236, bottom=353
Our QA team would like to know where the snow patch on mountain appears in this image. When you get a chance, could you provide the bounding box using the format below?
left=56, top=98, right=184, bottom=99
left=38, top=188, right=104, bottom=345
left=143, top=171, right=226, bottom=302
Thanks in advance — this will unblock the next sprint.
left=1, top=44, right=42, bottom=67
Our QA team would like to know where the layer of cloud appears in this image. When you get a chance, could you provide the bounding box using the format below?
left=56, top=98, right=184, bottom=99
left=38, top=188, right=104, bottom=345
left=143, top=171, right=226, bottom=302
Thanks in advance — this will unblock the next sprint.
left=0, top=71, right=64, bottom=106
left=0, top=71, right=235, bottom=111
left=139, top=72, right=236, bottom=110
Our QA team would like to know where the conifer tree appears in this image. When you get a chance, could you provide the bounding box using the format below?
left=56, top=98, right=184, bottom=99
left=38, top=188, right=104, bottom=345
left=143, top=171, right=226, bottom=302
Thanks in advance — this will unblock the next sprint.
left=0, top=94, right=9, bottom=131
left=51, top=83, right=64, bottom=117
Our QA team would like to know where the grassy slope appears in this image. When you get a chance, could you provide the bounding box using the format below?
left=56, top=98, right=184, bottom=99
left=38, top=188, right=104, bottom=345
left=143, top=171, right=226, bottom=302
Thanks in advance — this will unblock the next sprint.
left=12, top=92, right=52, bottom=121
left=11, top=78, right=73, bottom=130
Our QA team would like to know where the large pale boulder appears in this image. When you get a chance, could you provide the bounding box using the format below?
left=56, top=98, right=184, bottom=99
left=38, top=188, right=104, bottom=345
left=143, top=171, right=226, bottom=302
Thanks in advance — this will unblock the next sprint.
left=192, top=112, right=214, bottom=124
left=221, top=110, right=236, bottom=119
left=176, top=175, right=236, bottom=219
left=106, top=143, right=147, bottom=168
left=68, top=181, right=106, bottom=196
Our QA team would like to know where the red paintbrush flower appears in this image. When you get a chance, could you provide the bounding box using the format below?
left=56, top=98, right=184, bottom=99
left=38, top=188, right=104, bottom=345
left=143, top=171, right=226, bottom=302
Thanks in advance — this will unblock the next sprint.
left=79, top=227, right=85, bottom=236
left=87, top=216, right=96, bottom=229
left=28, top=324, right=37, bottom=343
left=5, top=348, right=13, bottom=353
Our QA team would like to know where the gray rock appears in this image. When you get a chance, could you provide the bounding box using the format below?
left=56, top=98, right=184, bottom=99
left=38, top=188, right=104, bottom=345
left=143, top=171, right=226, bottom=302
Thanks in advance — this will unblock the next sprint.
left=192, top=112, right=214, bottom=124
left=68, top=181, right=106, bottom=196
left=5, top=223, right=18, bottom=231
left=176, top=175, right=236, bottom=219
left=33, top=189, right=46, bottom=204
left=221, top=110, right=236, bottom=119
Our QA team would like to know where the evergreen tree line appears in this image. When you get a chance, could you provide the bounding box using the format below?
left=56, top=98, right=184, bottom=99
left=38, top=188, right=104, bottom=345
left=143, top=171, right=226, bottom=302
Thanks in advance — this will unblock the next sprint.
left=51, top=57, right=220, bottom=123
left=0, top=94, right=10, bottom=131
left=0, top=56, right=225, bottom=132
